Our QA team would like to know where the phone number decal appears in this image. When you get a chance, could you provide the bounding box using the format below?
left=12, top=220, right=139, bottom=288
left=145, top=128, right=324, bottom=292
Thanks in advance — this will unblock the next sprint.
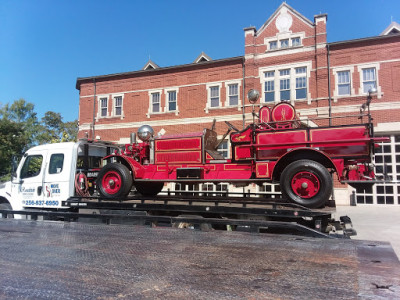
left=23, top=200, right=60, bottom=206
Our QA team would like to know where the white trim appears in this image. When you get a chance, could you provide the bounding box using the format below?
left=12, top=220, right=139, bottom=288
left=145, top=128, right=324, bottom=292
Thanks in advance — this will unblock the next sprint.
left=224, top=80, right=242, bottom=110
left=80, top=100, right=400, bottom=132
left=357, top=63, right=382, bottom=98
left=164, top=88, right=179, bottom=116
left=264, top=32, right=305, bottom=51
left=332, top=66, right=355, bottom=102
left=375, top=122, right=400, bottom=134
left=259, top=61, right=312, bottom=104
left=147, top=89, right=163, bottom=118
left=96, top=94, right=109, bottom=120
left=112, top=93, right=124, bottom=119
left=205, top=82, right=223, bottom=113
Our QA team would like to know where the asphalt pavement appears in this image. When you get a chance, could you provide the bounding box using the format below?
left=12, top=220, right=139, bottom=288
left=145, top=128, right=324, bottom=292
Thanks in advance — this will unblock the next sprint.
left=335, top=205, right=400, bottom=258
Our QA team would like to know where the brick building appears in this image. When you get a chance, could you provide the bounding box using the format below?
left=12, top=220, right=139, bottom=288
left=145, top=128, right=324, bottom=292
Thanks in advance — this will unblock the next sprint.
left=76, top=3, right=400, bottom=205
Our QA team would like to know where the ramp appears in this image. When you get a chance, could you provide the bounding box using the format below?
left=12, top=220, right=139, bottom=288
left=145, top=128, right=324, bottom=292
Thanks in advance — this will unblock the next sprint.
left=0, top=219, right=399, bottom=299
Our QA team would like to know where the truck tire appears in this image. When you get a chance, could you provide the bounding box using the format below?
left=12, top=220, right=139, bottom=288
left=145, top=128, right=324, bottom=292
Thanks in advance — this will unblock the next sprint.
left=135, top=182, right=164, bottom=196
left=97, top=163, right=133, bottom=199
left=0, top=202, right=14, bottom=218
left=280, top=160, right=332, bottom=208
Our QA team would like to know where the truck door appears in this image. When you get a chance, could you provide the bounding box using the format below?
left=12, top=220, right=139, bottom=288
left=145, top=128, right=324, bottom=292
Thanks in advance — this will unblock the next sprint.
left=13, top=150, right=47, bottom=207
left=42, top=148, right=73, bottom=208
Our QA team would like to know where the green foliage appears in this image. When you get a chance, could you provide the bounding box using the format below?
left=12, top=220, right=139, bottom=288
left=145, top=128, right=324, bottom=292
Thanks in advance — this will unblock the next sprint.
left=0, top=98, right=78, bottom=181
left=0, top=119, right=28, bottom=179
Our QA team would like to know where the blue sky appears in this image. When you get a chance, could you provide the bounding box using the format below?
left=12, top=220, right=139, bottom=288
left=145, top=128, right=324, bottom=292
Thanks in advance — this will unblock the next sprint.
left=0, top=0, right=399, bottom=122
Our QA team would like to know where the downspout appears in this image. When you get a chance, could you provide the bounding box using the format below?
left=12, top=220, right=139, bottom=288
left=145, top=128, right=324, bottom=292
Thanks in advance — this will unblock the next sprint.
left=242, top=57, right=246, bottom=129
left=327, top=44, right=332, bottom=126
left=92, top=78, right=96, bottom=139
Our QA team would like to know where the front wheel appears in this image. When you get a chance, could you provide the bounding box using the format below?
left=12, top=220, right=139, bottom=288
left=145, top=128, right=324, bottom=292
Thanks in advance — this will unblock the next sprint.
left=0, top=203, right=14, bottom=218
left=97, top=163, right=133, bottom=199
left=280, top=160, right=332, bottom=208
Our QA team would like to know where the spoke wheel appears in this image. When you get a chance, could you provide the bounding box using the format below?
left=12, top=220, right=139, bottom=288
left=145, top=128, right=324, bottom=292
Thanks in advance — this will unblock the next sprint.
left=280, top=160, right=332, bottom=208
left=97, top=163, right=133, bottom=199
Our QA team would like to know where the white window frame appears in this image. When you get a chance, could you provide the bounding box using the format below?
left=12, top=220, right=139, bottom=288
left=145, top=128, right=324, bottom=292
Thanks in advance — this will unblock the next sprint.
left=294, top=67, right=307, bottom=100
left=205, top=82, right=222, bottom=113
left=225, top=80, right=242, bottom=109
left=291, top=37, right=301, bottom=47
left=259, top=61, right=312, bottom=104
left=333, top=67, right=355, bottom=102
left=264, top=32, right=304, bottom=52
left=112, top=94, right=124, bottom=119
left=147, top=89, right=163, bottom=117
left=269, top=41, right=278, bottom=50
left=357, top=63, right=381, bottom=98
left=165, top=88, right=179, bottom=115
left=96, top=95, right=109, bottom=119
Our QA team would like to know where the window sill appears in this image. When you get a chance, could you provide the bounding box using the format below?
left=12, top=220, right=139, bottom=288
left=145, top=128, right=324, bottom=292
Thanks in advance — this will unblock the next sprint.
left=265, top=45, right=303, bottom=53
left=147, top=111, right=180, bottom=118
left=96, top=114, right=124, bottom=121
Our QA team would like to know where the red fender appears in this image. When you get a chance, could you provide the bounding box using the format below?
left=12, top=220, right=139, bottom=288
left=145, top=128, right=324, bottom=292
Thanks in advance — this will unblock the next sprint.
left=271, top=148, right=341, bottom=180
left=102, top=154, right=145, bottom=179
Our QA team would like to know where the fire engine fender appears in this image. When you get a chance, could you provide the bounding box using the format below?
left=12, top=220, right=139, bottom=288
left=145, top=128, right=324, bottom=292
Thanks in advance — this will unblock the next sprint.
left=102, top=154, right=145, bottom=179
left=271, top=148, right=340, bottom=182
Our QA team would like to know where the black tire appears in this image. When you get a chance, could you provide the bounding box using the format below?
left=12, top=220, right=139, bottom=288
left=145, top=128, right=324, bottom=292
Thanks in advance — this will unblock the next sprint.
left=0, top=202, right=14, bottom=218
left=280, top=160, right=332, bottom=208
left=97, top=163, right=133, bottom=199
left=135, top=182, right=164, bottom=196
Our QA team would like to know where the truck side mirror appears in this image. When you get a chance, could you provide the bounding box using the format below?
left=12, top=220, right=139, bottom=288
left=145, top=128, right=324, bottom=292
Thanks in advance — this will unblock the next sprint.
left=11, top=156, right=18, bottom=178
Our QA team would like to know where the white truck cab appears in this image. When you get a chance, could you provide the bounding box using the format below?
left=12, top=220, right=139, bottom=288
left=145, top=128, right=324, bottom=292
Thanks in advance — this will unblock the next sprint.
left=0, top=140, right=118, bottom=212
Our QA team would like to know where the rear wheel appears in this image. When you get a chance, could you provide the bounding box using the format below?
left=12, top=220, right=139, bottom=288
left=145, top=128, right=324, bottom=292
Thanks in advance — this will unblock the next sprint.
left=97, top=163, right=133, bottom=199
left=280, top=160, right=332, bottom=208
left=135, top=182, right=164, bottom=196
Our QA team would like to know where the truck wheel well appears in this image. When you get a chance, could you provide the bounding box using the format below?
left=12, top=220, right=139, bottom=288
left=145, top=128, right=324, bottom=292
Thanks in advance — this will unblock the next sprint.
left=0, top=196, right=10, bottom=205
left=272, top=150, right=336, bottom=181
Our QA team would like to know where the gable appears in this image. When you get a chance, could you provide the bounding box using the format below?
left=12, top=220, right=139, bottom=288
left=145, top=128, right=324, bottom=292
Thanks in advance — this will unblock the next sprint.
left=380, top=22, right=400, bottom=35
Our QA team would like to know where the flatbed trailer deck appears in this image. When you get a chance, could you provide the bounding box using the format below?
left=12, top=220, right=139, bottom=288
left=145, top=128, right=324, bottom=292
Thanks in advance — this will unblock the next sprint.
left=0, top=219, right=399, bottom=299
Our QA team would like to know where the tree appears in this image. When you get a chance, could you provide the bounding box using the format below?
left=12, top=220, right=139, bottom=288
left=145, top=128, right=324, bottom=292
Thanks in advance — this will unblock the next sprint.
left=0, top=119, right=28, bottom=180
left=0, top=98, right=78, bottom=181
left=36, top=112, right=78, bottom=144
left=0, top=98, right=39, bottom=150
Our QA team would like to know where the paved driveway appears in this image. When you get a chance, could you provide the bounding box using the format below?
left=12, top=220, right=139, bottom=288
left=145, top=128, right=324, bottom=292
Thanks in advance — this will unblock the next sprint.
left=335, top=206, right=400, bottom=258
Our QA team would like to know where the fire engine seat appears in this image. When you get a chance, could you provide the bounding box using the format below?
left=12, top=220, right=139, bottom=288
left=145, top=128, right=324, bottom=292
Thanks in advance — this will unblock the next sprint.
left=203, top=129, right=225, bottom=160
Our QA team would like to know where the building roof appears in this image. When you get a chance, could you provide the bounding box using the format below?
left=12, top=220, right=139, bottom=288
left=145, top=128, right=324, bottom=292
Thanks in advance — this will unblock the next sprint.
left=328, top=31, right=400, bottom=47
left=76, top=56, right=244, bottom=90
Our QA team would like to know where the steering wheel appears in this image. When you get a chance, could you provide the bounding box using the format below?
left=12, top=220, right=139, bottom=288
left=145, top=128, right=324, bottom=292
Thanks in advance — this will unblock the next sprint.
left=225, top=121, right=240, bottom=132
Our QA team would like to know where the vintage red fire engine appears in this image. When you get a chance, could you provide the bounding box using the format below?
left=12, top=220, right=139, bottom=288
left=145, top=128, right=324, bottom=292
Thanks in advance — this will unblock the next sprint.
left=97, top=90, right=384, bottom=208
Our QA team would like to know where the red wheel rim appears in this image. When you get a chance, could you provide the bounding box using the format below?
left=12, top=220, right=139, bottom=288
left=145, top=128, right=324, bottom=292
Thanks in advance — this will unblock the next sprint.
left=291, top=171, right=320, bottom=199
left=102, top=171, right=122, bottom=195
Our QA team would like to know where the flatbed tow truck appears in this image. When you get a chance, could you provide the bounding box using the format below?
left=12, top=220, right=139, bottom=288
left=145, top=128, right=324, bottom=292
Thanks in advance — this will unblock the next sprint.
left=1, top=90, right=399, bottom=298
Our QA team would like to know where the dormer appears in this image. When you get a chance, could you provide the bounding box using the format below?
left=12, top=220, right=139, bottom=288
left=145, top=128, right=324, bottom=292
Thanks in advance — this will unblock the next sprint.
left=142, top=59, right=160, bottom=70
left=194, top=52, right=212, bottom=63
left=380, top=21, right=400, bottom=35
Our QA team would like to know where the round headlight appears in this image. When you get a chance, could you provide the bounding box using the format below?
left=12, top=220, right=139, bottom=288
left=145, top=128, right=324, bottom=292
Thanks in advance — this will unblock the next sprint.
left=247, top=89, right=260, bottom=104
left=137, top=125, right=154, bottom=141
